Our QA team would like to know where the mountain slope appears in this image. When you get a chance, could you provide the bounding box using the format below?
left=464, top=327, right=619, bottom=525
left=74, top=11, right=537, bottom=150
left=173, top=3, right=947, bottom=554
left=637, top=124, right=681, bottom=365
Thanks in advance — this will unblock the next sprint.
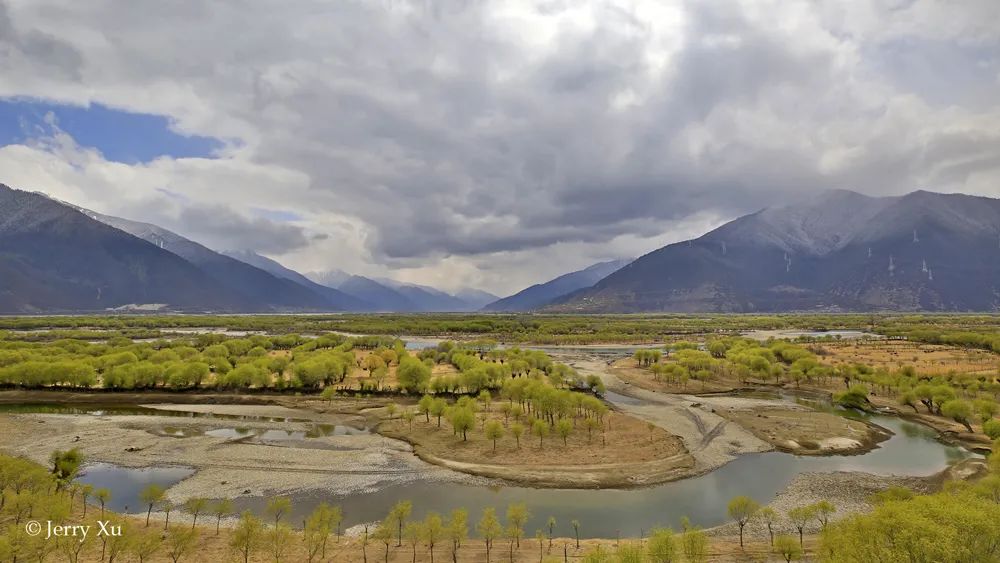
left=77, top=210, right=338, bottom=311
left=222, top=250, right=371, bottom=311
left=483, top=258, right=632, bottom=311
left=0, top=183, right=247, bottom=312
left=552, top=190, right=1000, bottom=312
left=454, top=288, right=500, bottom=310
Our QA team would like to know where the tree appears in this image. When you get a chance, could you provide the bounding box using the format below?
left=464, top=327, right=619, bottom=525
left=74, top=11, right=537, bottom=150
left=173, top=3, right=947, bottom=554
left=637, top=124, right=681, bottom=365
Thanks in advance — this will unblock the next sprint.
left=646, top=528, right=676, bottom=562
left=418, top=395, right=434, bottom=422
left=571, top=519, right=581, bottom=549
left=266, top=524, right=294, bottom=563
left=184, top=497, right=207, bottom=530
left=556, top=418, right=573, bottom=445
left=49, top=448, right=83, bottom=489
left=680, top=518, right=707, bottom=563
left=96, top=487, right=111, bottom=518
left=985, top=419, right=1000, bottom=440
left=727, top=495, right=760, bottom=548
left=230, top=511, right=264, bottom=563
left=450, top=408, right=475, bottom=441
left=130, top=529, right=162, bottom=563
left=546, top=516, right=556, bottom=549
left=485, top=420, right=504, bottom=452
left=265, top=496, right=292, bottom=528
left=424, top=512, right=445, bottom=563
left=165, top=526, right=198, bottom=563
left=398, top=357, right=432, bottom=393
left=448, top=508, right=468, bottom=562
left=304, top=505, right=333, bottom=563
left=506, top=502, right=529, bottom=548
left=430, top=398, right=448, bottom=427
left=477, top=507, right=502, bottom=562
left=941, top=399, right=975, bottom=432
left=139, top=484, right=165, bottom=527
left=511, top=423, right=525, bottom=449
left=787, top=505, right=816, bottom=547
left=81, top=484, right=93, bottom=517
left=390, top=500, right=413, bottom=547
left=212, top=498, right=234, bottom=535
left=404, top=522, right=422, bottom=563
left=813, top=500, right=836, bottom=529
left=773, top=535, right=801, bottom=562
left=532, top=419, right=549, bottom=448
left=372, top=521, right=393, bottom=563
left=759, top=507, right=778, bottom=546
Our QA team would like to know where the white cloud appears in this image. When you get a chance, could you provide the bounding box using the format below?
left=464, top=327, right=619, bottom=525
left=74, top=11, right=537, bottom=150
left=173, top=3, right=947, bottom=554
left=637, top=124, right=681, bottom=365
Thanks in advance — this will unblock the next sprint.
left=1, top=0, right=999, bottom=294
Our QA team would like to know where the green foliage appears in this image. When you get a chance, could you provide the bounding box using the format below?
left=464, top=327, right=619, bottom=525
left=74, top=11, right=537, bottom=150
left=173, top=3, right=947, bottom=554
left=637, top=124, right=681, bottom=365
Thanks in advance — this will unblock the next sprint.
left=820, top=488, right=1000, bottom=562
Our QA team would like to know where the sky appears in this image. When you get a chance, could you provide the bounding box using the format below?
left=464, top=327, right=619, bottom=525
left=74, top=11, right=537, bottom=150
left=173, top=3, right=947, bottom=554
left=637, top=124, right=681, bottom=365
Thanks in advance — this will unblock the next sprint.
left=1, top=0, right=999, bottom=296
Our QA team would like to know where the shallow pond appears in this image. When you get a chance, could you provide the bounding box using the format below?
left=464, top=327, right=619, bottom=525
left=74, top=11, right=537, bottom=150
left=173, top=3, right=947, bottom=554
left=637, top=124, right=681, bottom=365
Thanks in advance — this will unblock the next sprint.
left=0, top=403, right=308, bottom=423
left=76, top=463, right=195, bottom=514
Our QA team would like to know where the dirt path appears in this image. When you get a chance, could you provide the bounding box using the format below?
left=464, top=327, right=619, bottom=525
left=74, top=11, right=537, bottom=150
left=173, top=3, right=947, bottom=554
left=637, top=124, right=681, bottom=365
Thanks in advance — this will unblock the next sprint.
left=570, top=358, right=773, bottom=474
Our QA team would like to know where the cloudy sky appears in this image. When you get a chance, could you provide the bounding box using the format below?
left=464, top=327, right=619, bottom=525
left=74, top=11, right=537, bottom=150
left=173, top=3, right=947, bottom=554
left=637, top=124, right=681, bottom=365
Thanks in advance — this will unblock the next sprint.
left=1, top=0, right=999, bottom=295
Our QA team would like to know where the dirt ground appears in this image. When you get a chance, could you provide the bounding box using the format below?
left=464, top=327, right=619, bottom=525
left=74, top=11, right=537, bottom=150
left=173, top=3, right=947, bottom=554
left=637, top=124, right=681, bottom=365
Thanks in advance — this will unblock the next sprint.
left=25, top=508, right=813, bottom=563
left=714, top=407, right=890, bottom=455
left=814, top=340, right=998, bottom=377
left=379, top=409, right=695, bottom=488
left=610, top=360, right=743, bottom=394
left=0, top=402, right=479, bottom=504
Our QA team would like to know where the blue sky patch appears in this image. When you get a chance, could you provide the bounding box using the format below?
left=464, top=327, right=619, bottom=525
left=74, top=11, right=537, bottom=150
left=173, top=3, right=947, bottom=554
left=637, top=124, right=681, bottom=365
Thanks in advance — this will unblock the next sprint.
left=0, top=98, right=223, bottom=164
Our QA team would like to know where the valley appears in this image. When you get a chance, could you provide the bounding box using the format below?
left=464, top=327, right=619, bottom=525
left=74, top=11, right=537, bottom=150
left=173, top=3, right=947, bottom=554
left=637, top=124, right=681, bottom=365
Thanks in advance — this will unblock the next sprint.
left=0, top=313, right=997, bottom=561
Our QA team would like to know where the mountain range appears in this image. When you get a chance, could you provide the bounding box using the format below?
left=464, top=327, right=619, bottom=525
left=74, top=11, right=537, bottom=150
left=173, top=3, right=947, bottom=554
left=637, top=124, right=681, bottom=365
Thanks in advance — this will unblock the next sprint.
left=4, top=182, right=1000, bottom=313
left=0, top=183, right=497, bottom=313
left=481, top=258, right=632, bottom=311
left=550, top=190, right=1000, bottom=312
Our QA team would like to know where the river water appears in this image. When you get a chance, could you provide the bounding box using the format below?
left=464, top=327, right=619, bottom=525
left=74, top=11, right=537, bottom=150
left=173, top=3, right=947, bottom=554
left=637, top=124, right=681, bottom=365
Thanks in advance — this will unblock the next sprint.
left=24, top=402, right=968, bottom=538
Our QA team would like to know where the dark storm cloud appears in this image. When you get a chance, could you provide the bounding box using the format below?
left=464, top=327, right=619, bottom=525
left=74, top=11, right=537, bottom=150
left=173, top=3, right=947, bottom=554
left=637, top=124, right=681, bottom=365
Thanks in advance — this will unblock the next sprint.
left=2, top=0, right=1000, bottom=282
left=176, top=206, right=311, bottom=255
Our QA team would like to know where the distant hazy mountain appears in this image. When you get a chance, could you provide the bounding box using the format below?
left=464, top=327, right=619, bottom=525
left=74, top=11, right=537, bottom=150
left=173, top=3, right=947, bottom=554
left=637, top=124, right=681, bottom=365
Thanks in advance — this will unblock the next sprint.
left=222, top=250, right=370, bottom=311
left=482, top=258, right=632, bottom=311
left=76, top=209, right=341, bottom=311
left=307, top=271, right=497, bottom=311
left=552, top=190, right=1000, bottom=312
left=454, top=288, right=500, bottom=310
left=0, top=183, right=246, bottom=312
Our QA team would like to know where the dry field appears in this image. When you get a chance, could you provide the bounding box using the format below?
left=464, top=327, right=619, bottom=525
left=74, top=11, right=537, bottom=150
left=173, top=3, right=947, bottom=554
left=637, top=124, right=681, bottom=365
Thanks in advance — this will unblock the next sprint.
left=813, top=340, right=998, bottom=377
left=714, top=407, right=889, bottom=455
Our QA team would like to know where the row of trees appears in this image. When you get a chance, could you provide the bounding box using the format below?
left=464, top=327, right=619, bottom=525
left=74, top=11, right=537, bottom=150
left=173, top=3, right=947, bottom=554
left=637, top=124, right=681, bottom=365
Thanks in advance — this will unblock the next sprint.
left=634, top=336, right=1000, bottom=438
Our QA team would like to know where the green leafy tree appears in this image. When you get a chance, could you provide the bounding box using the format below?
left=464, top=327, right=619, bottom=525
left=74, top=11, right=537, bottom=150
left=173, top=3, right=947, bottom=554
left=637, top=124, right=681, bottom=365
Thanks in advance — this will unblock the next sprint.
left=139, top=484, right=165, bottom=527
left=773, top=535, right=801, bottom=562
left=532, top=420, right=549, bottom=448
left=759, top=507, right=778, bottom=546
left=230, top=511, right=264, bottom=563
left=787, top=505, right=816, bottom=547
left=485, top=420, right=504, bottom=452
left=165, top=525, right=198, bottom=563
left=646, top=528, right=676, bottom=562
left=477, top=507, right=502, bottom=563
left=450, top=408, right=475, bottom=441
left=556, top=418, right=573, bottom=445
left=212, top=498, right=234, bottom=535
left=184, top=497, right=207, bottom=530
left=506, top=502, right=530, bottom=548
left=390, top=500, right=413, bottom=547
left=727, top=495, right=760, bottom=548
left=265, top=496, right=292, bottom=528
left=511, top=423, right=525, bottom=449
